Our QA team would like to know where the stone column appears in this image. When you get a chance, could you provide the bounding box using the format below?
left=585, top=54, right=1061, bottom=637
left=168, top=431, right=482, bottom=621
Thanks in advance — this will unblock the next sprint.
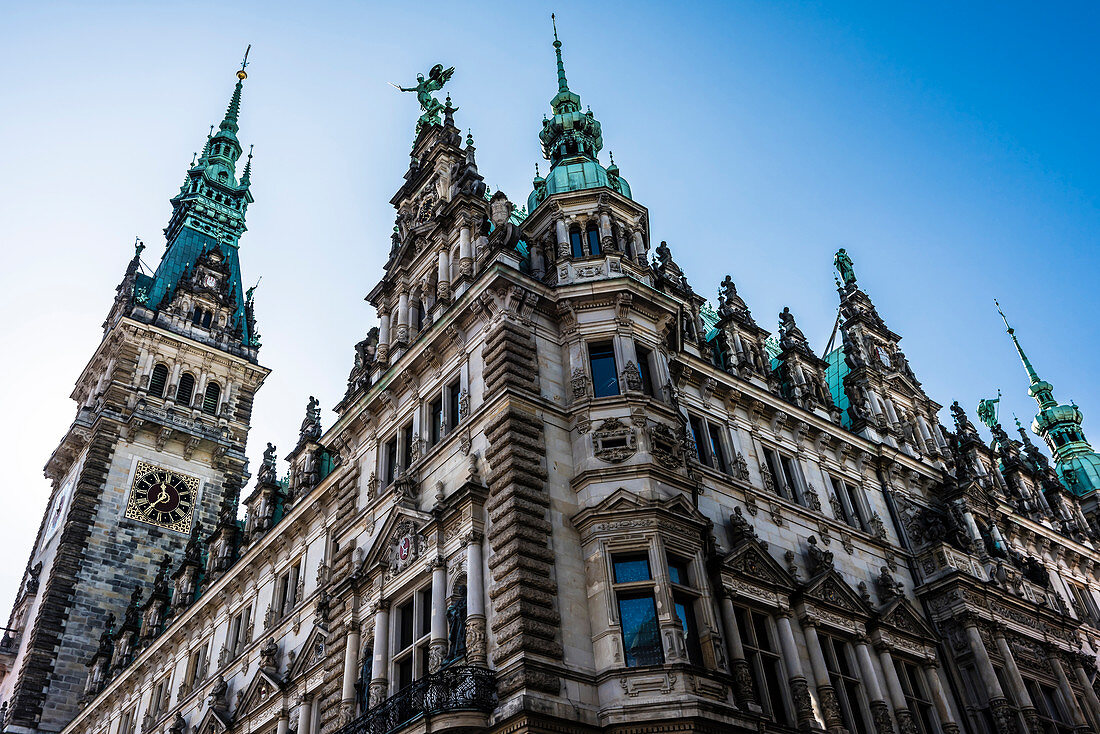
left=555, top=218, right=570, bottom=260
left=1049, top=650, right=1090, bottom=733
left=598, top=211, right=613, bottom=251
left=530, top=241, right=545, bottom=279
left=993, top=626, right=1040, bottom=734
left=377, top=309, right=390, bottom=362
left=298, top=697, right=315, bottom=734
left=962, top=617, right=1017, bottom=734
left=369, top=601, right=390, bottom=707
left=801, top=618, right=845, bottom=734
left=876, top=642, right=917, bottom=734
left=465, top=532, right=487, bottom=665
left=276, top=710, right=289, bottom=734
left=341, top=618, right=361, bottom=722
left=437, top=248, right=451, bottom=302
left=922, top=660, right=961, bottom=734
left=429, top=556, right=448, bottom=672
left=718, top=591, right=759, bottom=711
left=458, top=223, right=472, bottom=277
left=632, top=229, right=647, bottom=264
left=396, top=290, right=409, bottom=343
left=1072, top=655, right=1100, bottom=730
left=776, top=611, right=817, bottom=731
left=855, top=637, right=894, bottom=734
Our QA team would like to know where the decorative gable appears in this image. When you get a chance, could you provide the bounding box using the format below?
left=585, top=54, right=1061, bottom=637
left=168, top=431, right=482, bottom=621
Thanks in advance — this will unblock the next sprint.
left=360, top=508, right=433, bottom=577
left=571, top=487, right=709, bottom=543
left=802, top=570, right=871, bottom=619
left=195, top=706, right=231, bottom=734
left=721, top=542, right=796, bottom=592
left=234, top=667, right=284, bottom=722
left=287, top=625, right=328, bottom=683
left=876, top=598, right=937, bottom=641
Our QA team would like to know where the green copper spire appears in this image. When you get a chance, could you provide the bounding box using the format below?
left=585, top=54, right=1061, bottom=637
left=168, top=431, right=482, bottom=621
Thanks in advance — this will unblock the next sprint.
left=552, top=14, right=569, bottom=95
left=528, top=15, right=631, bottom=211
left=995, top=299, right=1100, bottom=496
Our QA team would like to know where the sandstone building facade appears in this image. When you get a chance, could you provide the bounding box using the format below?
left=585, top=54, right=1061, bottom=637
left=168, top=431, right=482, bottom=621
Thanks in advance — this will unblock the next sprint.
left=5, top=26, right=1100, bottom=734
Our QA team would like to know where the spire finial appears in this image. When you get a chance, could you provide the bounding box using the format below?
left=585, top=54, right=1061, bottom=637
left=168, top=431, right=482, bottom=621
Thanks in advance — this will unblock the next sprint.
left=995, top=298, right=1042, bottom=386
left=551, top=13, right=569, bottom=94
left=241, top=144, right=254, bottom=185
left=238, top=44, right=251, bottom=80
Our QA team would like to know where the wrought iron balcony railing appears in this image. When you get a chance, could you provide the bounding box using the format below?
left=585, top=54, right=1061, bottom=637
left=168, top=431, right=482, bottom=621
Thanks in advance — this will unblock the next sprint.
left=338, top=666, right=496, bottom=734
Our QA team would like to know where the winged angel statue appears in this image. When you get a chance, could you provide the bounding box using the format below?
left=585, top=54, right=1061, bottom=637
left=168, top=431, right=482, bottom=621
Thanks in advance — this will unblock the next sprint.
left=393, top=64, right=455, bottom=131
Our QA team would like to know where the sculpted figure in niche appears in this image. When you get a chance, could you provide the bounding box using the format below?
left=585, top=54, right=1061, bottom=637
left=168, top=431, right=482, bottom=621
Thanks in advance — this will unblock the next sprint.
left=445, top=589, right=468, bottom=662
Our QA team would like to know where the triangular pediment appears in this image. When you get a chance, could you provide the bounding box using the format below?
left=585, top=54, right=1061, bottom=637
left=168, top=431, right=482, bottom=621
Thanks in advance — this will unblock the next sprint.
left=572, top=487, right=709, bottom=530
left=876, top=598, right=937, bottom=640
left=195, top=707, right=231, bottom=734
left=722, top=541, right=796, bottom=591
left=288, top=624, right=329, bottom=680
left=361, top=506, right=433, bottom=572
left=802, top=570, right=870, bottom=618
left=236, top=667, right=285, bottom=718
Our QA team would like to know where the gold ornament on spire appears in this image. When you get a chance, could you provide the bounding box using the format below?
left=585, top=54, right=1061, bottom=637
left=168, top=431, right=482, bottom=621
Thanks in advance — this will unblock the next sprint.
left=237, top=44, right=251, bottom=80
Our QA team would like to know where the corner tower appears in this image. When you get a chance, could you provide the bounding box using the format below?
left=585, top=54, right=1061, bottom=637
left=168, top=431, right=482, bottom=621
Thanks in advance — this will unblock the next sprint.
left=0, top=54, right=269, bottom=732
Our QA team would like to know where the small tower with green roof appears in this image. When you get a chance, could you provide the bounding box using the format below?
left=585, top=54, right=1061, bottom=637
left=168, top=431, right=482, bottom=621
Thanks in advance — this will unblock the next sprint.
left=997, top=302, right=1100, bottom=496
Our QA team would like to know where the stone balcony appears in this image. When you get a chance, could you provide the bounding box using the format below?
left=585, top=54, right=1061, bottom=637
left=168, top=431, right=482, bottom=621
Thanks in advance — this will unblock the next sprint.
left=336, top=666, right=496, bottom=734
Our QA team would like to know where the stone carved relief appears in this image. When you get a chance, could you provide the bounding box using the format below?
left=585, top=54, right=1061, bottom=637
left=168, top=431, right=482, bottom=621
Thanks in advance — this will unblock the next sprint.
left=592, top=417, right=637, bottom=463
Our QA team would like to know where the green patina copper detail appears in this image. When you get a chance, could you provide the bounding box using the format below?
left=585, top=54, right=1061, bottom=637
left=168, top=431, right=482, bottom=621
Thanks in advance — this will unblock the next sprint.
left=393, top=64, right=455, bottom=133
left=997, top=300, right=1100, bottom=496
left=141, top=50, right=256, bottom=346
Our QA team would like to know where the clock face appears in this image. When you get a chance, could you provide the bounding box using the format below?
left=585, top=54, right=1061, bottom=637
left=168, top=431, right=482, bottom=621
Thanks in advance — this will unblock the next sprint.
left=124, top=461, right=199, bottom=534
left=203, top=274, right=218, bottom=289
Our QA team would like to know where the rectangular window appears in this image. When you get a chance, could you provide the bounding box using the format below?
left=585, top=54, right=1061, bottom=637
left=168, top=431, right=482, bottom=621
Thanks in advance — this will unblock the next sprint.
left=673, top=591, right=703, bottom=664
left=780, top=455, right=804, bottom=505
left=707, top=423, right=729, bottom=473
left=762, top=448, right=792, bottom=501
left=227, top=604, right=252, bottom=659
left=635, top=343, right=655, bottom=397
left=149, top=674, right=171, bottom=721
left=391, top=586, right=432, bottom=692
left=275, top=559, right=302, bottom=617
left=119, top=706, right=138, bottom=734
left=830, top=475, right=868, bottom=532
left=1026, top=678, right=1075, bottom=733
left=735, top=606, right=792, bottom=726
left=186, top=639, right=210, bottom=686
left=428, top=397, right=442, bottom=447
left=894, top=659, right=938, bottom=734
left=401, top=422, right=414, bottom=473
left=383, top=436, right=398, bottom=486
left=611, top=553, right=663, bottom=667
left=666, top=555, right=690, bottom=586
left=447, top=378, right=462, bottom=429
left=1069, top=582, right=1100, bottom=624
left=822, top=634, right=870, bottom=734
left=689, top=415, right=710, bottom=466
left=588, top=342, right=620, bottom=398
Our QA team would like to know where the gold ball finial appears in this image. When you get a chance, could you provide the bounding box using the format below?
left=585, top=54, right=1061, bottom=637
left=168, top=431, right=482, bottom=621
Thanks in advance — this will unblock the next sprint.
left=237, top=69, right=248, bottom=80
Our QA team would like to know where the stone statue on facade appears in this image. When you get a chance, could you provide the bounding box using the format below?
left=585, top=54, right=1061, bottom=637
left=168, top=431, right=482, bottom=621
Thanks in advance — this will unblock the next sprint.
left=258, top=443, right=277, bottom=485
left=834, top=248, right=856, bottom=287
left=805, top=535, right=834, bottom=575
left=299, top=396, right=322, bottom=443
left=393, top=64, right=456, bottom=130
left=445, top=596, right=468, bottom=661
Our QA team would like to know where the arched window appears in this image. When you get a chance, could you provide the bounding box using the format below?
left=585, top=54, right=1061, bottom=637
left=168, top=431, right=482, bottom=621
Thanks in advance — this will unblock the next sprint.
left=202, top=382, right=221, bottom=415
left=192, top=307, right=202, bottom=325
left=570, top=228, right=584, bottom=258
left=202, top=310, right=212, bottom=328
left=586, top=223, right=601, bottom=256
left=149, top=363, right=169, bottom=398
left=177, top=372, right=196, bottom=406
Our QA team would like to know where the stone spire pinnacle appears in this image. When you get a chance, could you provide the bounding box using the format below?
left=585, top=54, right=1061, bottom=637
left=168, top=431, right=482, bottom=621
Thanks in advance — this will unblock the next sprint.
left=220, top=45, right=250, bottom=135
left=996, top=299, right=1045, bottom=393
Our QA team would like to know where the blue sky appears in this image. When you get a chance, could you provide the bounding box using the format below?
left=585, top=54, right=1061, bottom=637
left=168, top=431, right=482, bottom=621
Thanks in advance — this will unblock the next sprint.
left=1, top=1, right=1098, bottom=613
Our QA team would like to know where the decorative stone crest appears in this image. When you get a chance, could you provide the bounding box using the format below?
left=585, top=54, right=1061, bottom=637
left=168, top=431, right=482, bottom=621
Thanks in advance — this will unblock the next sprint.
left=386, top=520, right=425, bottom=575
left=592, top=417, right=637, bottom=463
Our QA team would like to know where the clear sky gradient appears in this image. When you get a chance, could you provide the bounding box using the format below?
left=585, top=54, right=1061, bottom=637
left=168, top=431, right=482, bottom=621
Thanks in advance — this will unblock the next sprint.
left=2, top=1, right=1098, bottom=615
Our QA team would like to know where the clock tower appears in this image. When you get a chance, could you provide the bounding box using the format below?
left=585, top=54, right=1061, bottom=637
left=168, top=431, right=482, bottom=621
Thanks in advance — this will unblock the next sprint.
left=0, top=55, right=269, bottom=733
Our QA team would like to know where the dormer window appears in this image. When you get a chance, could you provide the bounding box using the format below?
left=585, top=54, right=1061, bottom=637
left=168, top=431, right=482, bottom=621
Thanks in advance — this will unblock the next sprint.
left=191, top=307, right=213, bottom=329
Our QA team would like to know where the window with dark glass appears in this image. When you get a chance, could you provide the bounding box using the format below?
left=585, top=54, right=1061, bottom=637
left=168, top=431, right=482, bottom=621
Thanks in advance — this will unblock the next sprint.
left=392, top=587, right=432, bottom=692
left=428, top=397, right=443, bottom=446
left=689, top=415, right=709, bottom=465
left=226, top=604, right=252, bottom=659
left=894, top=659, right=938, bottom=734
left=570, top=229, right=584, bottom=259
left=202, top=382, right=220, bottom=415
left=588, top=342, right=620, bottom=398
left=1025, top=678, right=1075, bottom=734
left=829, top=475, right=868, bottom=532
left=822, top=634, right=870, bottom=734
left=634, top=343, right=655, bottom=397
left=612, top=554, right=663, bottom=667
left=666, top=554, right=702, bottom=665
left=149, top=363, right=169, bottom=398
left=707, top=423, right=729, bottom=473
left=586, top=223, right=601, bottom=256
left=383, top=436, right=398, bottom=486
left=401, top=422, right=414, bottom=472
left=1068, top=581, right=1100, bottom=624
left=735, top=606, right=792, bottom=726
left=176, top=372, right=196, bottom=406
left=447, top=378, right=462, bottom=429
left=275, top=559, right=302, bottom=617
left=762, top=447, right=792, bottom=501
